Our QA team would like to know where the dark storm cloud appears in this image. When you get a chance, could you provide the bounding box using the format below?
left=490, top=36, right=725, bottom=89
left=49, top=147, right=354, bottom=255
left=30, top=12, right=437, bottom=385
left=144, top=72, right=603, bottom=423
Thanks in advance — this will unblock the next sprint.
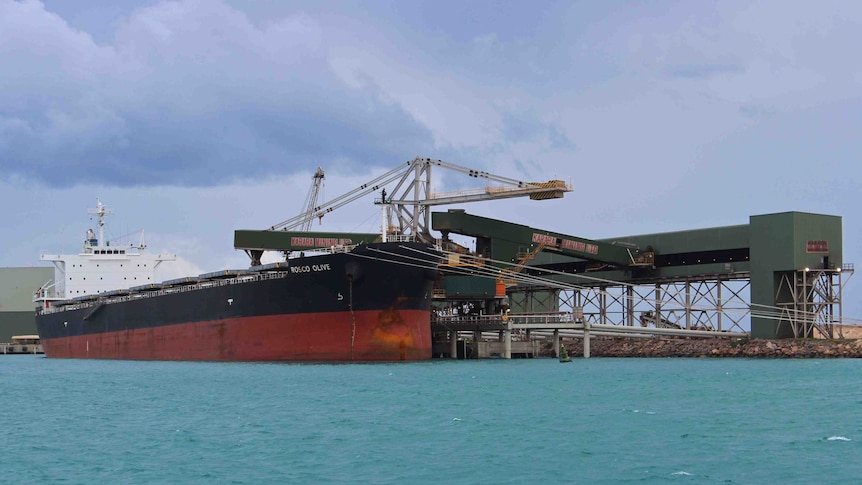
left=0, top=0, right=433, bottom=187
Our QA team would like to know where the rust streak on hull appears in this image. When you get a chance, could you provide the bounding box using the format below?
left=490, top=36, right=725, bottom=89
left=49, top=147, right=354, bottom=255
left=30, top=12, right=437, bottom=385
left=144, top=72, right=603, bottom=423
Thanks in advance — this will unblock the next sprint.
left=41, top=309, right=432, bottom=362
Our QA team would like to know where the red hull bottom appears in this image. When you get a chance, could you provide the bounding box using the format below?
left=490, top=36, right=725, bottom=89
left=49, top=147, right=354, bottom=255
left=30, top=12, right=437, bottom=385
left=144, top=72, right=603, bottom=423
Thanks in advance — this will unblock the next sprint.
left=41, top=309, right=432, bottom=362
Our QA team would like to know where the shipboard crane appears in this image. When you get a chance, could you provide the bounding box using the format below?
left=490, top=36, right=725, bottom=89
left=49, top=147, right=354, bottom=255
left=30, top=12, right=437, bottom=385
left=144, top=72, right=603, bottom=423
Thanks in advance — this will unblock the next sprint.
left=235, top=157, right=572, bottom=264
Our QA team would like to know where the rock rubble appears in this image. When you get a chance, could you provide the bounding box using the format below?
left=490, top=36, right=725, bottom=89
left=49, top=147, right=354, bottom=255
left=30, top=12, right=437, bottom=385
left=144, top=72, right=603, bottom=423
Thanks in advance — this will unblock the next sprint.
left=545, top=337, right=862, bottom=358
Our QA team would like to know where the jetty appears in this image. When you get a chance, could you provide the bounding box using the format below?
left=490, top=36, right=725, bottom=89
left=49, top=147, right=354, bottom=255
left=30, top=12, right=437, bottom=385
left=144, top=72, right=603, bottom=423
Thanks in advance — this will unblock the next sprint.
left=1, top=335, right=43, bottom=355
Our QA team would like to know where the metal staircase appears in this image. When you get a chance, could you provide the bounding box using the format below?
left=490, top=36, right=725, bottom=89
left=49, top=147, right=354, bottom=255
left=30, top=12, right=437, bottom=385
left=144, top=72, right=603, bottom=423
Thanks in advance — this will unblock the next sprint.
left=499, top=243, right=546, bottom=287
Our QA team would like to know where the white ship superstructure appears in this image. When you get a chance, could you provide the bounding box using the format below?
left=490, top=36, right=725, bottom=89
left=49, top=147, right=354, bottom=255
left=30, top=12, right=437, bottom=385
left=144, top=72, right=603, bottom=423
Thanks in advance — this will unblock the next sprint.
left=35, top=200, right=175, bottom=303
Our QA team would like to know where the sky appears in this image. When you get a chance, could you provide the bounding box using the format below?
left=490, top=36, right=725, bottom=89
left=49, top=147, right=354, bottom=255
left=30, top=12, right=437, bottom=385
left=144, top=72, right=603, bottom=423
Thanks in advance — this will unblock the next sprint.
left=1, top=0, right=860, bottom=319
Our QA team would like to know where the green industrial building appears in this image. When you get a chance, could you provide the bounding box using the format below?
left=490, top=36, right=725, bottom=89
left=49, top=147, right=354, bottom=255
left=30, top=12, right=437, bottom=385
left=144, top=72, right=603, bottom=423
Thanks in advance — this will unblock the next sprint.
left=432, top=210, right=851, bottom=339
left=0, top=267, right=52, bottom=342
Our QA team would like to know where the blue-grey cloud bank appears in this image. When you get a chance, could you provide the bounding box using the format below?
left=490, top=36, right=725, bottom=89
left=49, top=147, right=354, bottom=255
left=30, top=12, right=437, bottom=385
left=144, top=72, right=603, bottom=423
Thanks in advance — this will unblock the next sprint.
left=1, top=0, right=435, bottom=186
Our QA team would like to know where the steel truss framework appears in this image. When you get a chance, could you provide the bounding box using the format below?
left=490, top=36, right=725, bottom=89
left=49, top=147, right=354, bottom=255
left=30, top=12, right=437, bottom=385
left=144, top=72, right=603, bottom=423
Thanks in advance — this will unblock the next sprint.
left=547, top=275, right=753, bottom=333
left=267, top=157, right=571, bottom=241
left=774, top=267, right=853, bottom=338
left=510, top=265, right=855, bottom=336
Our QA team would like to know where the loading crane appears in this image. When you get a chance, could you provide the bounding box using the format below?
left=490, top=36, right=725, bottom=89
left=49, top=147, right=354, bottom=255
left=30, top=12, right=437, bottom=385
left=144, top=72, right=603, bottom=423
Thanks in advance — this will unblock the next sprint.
left=234, top=157, right=572, bottom=264
left=266, top=157, right=570, bottom=234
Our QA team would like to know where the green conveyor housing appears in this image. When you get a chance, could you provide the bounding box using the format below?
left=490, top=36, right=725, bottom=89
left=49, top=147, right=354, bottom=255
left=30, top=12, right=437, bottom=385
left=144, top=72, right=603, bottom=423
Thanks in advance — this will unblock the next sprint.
left=432, top=210, right=646, bottom=267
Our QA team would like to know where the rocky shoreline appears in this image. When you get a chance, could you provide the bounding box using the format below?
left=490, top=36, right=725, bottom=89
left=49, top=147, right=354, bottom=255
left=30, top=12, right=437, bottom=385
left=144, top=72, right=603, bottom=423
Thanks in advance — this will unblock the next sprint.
left=545, top=337, right=862, bottom=358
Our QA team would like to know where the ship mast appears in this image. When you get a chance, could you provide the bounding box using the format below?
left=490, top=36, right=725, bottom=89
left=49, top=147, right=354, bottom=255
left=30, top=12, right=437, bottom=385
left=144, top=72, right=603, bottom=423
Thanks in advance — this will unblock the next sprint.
left=87, top=199, right=113, bottom=248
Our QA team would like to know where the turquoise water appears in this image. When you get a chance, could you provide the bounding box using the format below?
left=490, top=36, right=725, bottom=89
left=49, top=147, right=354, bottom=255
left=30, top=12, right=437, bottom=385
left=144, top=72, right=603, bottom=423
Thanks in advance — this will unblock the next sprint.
left=2, top=356, right=861, bottom=484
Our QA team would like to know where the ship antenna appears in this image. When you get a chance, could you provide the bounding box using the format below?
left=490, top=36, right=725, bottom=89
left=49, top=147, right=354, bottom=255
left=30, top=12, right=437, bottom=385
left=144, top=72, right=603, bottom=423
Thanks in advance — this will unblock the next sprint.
left=87, top=199, right=113, bottom=247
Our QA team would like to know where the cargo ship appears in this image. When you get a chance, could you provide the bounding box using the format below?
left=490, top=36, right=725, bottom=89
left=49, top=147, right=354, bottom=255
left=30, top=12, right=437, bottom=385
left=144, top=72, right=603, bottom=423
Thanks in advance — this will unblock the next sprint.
left=34, top=200, right=440, bottom=361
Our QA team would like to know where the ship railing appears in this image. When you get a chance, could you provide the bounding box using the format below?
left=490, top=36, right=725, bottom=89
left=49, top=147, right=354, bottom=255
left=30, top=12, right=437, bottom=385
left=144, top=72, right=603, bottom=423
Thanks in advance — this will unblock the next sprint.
left=289, top=244, right=359, bottom=257
left=33, top=286, right=60, bottom=302
left=386, top=234, right=416, bottom=243
left=507, top=311, right=578, bottom=326
left=38, top=270, right=295, bottom=314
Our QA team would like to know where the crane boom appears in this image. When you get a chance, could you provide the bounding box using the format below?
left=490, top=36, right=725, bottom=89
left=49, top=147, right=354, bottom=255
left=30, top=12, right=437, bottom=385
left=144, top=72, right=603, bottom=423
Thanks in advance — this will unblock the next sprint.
left=269, top=162, right=413, bottom=231
left=424, top=158, right=532, bottom=187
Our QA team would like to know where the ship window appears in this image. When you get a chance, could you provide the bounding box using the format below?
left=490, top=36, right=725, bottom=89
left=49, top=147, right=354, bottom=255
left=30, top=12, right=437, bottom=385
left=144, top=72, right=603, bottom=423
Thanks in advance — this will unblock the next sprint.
left=121, top=250, right=125, bottom=254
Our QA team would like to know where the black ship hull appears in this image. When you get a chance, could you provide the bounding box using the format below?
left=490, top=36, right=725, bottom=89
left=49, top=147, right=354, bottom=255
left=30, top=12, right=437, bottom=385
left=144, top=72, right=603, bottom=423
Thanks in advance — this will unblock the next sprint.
left=36, top=242, right=439, bottom=361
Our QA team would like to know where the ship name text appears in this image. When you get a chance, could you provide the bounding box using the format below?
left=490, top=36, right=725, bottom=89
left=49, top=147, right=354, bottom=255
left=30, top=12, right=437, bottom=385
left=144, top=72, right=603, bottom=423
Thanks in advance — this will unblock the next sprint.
left=290, top=263, right=332, bottom=274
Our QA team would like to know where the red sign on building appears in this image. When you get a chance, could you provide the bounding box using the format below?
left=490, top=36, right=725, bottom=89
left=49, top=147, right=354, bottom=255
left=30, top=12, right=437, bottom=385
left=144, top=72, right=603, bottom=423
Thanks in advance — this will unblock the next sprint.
left=806, top=240, right=829, bottom=253
left=531, top=233, right=557, bottom=246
